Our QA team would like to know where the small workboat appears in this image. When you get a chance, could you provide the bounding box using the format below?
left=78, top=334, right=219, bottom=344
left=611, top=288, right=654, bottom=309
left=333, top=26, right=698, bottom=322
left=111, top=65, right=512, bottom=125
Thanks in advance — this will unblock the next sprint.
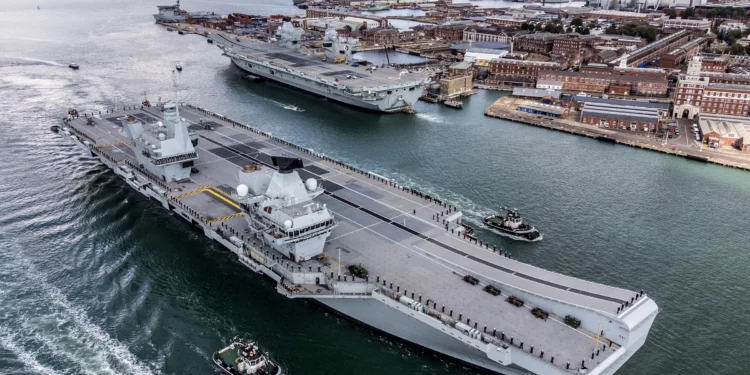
left=175, top=64, right=182, bottom=72
left=484, top=207, right=542, bottom=242
left=207, top=38, right=214, bottom=44
left=69, top=63, right=79, bottom=70
left=213, top=339, right=282, bottom=375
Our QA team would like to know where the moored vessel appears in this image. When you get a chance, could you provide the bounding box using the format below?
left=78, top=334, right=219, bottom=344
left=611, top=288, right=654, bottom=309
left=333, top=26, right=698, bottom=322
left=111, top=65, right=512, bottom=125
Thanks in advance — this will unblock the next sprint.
left=484, top=208, right=542, bottom=241
left=214, top=21, right=428, bottom=113
left=213, top=339, right=282, bottom=375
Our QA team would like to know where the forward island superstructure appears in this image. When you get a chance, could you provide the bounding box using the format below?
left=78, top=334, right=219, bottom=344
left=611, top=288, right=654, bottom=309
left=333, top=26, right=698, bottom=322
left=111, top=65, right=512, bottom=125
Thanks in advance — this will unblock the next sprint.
left=214, top=21, right=429, bottom=112
left=60, top=102, right=658, bottom=375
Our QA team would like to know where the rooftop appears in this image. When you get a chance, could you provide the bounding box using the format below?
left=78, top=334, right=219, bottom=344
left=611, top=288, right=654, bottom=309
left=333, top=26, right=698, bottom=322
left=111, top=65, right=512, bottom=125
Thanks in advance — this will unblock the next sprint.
left=581, top=102, right=661, bottom=123
left=513, top=88, right=561, bottom=99
left=699, top=115, right=749, bottom=139
left=566, top=95, right=669, bottom=109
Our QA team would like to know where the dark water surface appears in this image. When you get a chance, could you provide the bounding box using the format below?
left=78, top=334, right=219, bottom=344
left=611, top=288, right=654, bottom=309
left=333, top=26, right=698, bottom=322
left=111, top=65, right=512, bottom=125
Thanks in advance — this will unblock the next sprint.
left=1, top=1, right=749, bottom=374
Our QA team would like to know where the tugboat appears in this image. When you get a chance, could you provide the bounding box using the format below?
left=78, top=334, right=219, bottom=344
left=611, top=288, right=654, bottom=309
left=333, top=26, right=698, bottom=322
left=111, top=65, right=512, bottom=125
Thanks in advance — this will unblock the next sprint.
left=68, top=63, right=79, bottom=70
left=483, top=208, right=542, bottom=242
left=213, top=339, right=282, bottom=375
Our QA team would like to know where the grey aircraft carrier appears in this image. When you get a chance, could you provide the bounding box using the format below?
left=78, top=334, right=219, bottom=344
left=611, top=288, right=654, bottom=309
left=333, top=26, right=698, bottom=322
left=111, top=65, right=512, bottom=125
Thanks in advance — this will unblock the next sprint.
left=59, top=101, right=658, bottom=375
left=214, top=21, right=429, bottom=113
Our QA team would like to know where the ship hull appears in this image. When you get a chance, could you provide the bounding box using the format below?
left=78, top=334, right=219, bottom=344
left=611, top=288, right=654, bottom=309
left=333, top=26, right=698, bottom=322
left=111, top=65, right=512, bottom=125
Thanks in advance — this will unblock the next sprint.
left=315, top=297, right=530, bottom=375
left=229, top=58, right=422, bottom=113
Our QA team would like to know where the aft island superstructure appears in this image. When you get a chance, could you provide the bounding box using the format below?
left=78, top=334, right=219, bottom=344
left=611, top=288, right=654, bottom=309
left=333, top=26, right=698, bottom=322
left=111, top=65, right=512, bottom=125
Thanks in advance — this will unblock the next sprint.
left=60, top=102, right=658, bottom=375
left=214, top=22, right=429, bottom=113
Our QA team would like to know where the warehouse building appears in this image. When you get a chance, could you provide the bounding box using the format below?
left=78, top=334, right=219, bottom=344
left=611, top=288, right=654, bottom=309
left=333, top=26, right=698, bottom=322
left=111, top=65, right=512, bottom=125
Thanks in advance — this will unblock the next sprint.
left=581, top=101, right=661, bottom=131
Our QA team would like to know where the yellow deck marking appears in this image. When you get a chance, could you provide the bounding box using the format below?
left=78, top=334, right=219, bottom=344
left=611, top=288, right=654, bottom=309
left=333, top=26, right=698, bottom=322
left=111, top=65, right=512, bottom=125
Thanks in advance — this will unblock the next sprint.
left=169, top=185, right=209, bottom=200
left=202, top=187, right=240, bottom=209
left=322, top=254, right=342, bottom=274
left=99, top=139, right=133, bottom=148
left=205, top=212, right=245, bottom=224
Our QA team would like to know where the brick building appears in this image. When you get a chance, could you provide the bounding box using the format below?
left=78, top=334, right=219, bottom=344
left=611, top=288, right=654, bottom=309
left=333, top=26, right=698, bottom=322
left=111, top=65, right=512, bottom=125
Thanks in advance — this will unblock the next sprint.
left=488, top=59, right=561, bottom=81
left=658, top=37, right=706, bottom=69
left=673, top=57, right=750, bottom=119
left=514, top=33, right=557, bottom=54
left=537, top=70, right=668, bottom=96
left=613, top=29, right=691, bottom=68
left=436, top=24, right=466, bottom=41
left=701, top=56, right=728, bottom=73
left=361, top=28, right=399, bottom=44
left=551, top=34, right=599, bottom=56
left=581, top=101, right=661, bottom=131
left=578, top=65, right=670, bottom=79
left=484, top=75, right=536, bottom=89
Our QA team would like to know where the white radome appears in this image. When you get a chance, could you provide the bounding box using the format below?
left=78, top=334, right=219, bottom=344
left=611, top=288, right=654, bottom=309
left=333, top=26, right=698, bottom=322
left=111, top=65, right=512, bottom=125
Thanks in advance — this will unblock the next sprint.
left=236, top=184, right=249, bottom=197
left=157, top=121, right=163, bottom=127
left=158, top=132, right=166, bottom=141
left=305, top=178, right=317, bottom=191
left=284, top=220, right=292, bottom=229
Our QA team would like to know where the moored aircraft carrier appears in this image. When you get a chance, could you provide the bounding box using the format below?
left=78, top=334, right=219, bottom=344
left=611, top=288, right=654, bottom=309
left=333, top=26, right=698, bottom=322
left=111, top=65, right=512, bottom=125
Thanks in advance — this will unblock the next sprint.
left=59, top=101, right=658, bottom=375
left=214, top=21, right=429, bottom=113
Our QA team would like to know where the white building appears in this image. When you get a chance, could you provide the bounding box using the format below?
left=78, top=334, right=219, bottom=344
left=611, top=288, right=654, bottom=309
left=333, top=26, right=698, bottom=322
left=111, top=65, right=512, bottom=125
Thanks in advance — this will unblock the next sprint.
left=463, top=48, right=508, bottom=67
left=718, top=22, right=748, bottom=35
left=662, top=18, right=711, bottom=30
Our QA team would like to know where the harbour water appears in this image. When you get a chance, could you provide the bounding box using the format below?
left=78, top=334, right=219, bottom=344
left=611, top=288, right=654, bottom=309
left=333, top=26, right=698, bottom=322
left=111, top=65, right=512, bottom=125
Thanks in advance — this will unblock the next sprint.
left=1, top=1, right=749, bottom=375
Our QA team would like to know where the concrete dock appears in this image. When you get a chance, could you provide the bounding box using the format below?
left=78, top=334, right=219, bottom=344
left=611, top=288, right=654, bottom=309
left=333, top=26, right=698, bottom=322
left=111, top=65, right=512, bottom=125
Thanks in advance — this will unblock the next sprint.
left=485, top=96, right=750, bottom=172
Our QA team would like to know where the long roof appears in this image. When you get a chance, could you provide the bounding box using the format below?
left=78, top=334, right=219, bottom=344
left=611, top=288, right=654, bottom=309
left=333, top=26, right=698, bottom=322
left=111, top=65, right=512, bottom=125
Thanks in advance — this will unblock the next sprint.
left=566, top=95, right=670, bottom=110
left=581, top=102, right=661, bottom=123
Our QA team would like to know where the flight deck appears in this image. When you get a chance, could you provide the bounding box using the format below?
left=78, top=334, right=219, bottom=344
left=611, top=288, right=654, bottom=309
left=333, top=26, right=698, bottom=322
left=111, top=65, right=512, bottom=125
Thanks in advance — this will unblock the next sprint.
left=62, top=103, right=657, bottom=375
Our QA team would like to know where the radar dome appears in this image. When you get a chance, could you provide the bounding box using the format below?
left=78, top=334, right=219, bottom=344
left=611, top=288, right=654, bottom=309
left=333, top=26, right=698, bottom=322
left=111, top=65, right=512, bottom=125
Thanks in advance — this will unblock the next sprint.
left=158, top=132, right=166, bottom=141
left=305, top=178, right=318, bottom=191
left=284, top=220, right=293, bottom=229
left=236, top=184, right=249, bottom=197
left=157, top=121, right=163, bottom=127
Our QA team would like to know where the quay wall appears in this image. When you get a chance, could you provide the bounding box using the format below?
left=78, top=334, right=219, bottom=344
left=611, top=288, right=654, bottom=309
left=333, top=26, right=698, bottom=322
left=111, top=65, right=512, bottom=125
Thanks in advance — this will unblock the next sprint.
left=484, top=100, right=750, bottom=172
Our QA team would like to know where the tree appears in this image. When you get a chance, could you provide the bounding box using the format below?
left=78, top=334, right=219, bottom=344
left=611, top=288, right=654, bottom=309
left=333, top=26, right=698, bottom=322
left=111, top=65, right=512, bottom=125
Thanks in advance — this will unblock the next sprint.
left=521, top=22, right=529, bottom=30
left=571, top=18, right=583, bottom=27
left=746, top=44, right=750, bottom=56
left=566, top=27, right=573, bottom=33
left=344, top=25, right=352, bottom=32
left=534, top=23, right=543, bottom=32
left=581, top=27, right=590, bottom=35
left=666, top=9, right=677, bottom=19
left=728, top=42, right=746, bottom=55
left=359, top=23, right=367, bottom=31
left=681, top=7, right=695, bottom=19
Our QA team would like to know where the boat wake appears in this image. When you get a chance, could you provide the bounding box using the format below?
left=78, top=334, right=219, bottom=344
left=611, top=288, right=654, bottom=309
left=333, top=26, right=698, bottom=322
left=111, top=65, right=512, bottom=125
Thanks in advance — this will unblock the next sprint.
left=415, top=112, right=447, bottom=124
left=484, top=227, right=544, bottom=243
left=271, top=100, right=305, bottom=112
left=0, top=240, right=160, bottom=375
left=2, top=55, right=66, bottom=66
